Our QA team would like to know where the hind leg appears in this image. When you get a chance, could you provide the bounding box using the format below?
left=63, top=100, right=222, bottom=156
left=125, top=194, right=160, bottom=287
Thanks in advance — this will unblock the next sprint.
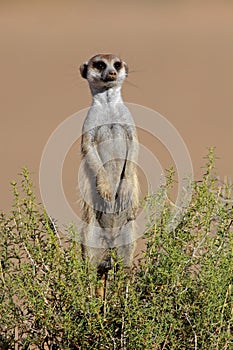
left=81, top=244, right=110, bottom=299
left=116, top=220, right=137, bottom=268
left=82, top=223, right=112, bottom=299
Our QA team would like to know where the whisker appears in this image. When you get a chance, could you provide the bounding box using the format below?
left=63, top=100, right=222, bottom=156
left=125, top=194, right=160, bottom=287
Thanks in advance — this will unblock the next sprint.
left=128, top=69, right=144, bottom=74
left=125, top=80, right=139, bottom=89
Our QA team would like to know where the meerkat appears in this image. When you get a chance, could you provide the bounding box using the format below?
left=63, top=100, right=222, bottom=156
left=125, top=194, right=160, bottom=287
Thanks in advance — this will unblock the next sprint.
left=79, top=54, right=139, bottom=296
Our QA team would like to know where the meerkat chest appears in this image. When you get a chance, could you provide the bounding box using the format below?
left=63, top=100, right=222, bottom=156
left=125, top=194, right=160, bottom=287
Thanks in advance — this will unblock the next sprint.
left=96, top=124, right=127, bottom=142
left=95, top=124, right=128, bottom=161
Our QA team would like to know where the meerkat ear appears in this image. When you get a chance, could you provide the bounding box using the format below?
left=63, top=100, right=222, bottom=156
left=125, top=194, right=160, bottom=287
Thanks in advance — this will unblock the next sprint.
left=80, top=62, right=88, bottom=79
left=123, top=62, right=128, bottom=77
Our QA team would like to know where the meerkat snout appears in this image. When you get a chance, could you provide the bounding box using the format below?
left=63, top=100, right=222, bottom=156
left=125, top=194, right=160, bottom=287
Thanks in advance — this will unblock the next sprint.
left=104, top=69, right=117, bottom=82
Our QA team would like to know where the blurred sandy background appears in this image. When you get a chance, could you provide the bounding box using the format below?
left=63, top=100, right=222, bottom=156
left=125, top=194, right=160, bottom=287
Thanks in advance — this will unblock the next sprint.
left=0, top=0, right=233, bottom=214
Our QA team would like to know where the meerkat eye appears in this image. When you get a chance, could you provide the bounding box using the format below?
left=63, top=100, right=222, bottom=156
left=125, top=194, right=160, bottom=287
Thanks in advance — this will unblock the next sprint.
left=93, top=61, right=107, bottom=71
left=114, top=61, right=122, bottom=71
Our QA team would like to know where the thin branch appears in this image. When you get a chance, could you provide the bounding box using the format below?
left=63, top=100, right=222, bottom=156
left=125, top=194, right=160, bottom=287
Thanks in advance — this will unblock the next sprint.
left=185, top=313, right=197, bottom=350
left=161, top=323, right=173, bottom=350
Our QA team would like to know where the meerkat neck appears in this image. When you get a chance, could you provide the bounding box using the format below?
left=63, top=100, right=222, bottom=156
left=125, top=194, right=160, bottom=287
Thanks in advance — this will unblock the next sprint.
left=91, top=86, right=123, bottom=106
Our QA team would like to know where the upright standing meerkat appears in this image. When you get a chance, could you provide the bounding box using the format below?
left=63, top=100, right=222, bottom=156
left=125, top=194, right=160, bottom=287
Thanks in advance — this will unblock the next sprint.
left=79, top=54, right=139, bottom=295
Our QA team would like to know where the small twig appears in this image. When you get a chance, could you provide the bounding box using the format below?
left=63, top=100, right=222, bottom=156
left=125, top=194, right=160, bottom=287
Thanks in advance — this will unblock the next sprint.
left=161, top=323, right=173, bottom=350
left=185, top=313, right=198, bottom=350
left=109, top=334, right=117, bottom=350
left=0, top=260, right=6, bottom=285
left=121, top=283, right=129, bottom=350
left=49, top=216, right=64, bottom=251
left=187, top=231, right=209, bottom=265
left=103, top=272, right=108, bottom=318
left=14, top=326, right=19, bottom=350
left=220, top=284, right=231, bottom=330
left=13, top=218, right=38, bottom=273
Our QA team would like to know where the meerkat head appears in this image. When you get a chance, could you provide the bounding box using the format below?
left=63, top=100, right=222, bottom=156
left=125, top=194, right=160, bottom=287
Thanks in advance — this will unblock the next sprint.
left=80, top=54, right=128, bottom=92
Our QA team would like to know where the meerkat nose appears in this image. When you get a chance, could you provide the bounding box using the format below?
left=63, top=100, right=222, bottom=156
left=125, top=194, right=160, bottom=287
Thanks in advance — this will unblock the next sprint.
left=107, top=70, right=117, bottom=80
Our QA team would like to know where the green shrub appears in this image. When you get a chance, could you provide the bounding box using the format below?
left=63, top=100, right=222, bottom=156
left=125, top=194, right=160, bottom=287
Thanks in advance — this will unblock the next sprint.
left=0, top=150, right=232, bottom=349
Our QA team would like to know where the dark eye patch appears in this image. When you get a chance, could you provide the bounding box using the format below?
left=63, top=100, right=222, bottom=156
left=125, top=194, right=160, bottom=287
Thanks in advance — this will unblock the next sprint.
left=114, top=61, right=122, bottom=71
left=93, top=61, right=107, bottom=70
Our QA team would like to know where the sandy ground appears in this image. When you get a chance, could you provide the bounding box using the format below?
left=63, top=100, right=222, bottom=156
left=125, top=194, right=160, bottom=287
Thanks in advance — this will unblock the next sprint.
left=0, top=0, right=232, bottom=222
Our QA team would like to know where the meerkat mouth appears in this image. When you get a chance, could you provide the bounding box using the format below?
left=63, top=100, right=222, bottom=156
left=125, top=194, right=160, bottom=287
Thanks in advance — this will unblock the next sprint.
left=100, top=79, right=118, bottom=88
left=102, top=71, right=118, bottom=84
left=102, top=77, right=117, bottom=83
left=104, top=79, right=116, bottom=83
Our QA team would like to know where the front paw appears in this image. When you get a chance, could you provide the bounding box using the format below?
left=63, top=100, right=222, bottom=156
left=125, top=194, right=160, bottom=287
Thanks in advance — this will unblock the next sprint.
left=117, top=178, right=133, bottom=209
left=96, top=174, right=113, bottom=201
